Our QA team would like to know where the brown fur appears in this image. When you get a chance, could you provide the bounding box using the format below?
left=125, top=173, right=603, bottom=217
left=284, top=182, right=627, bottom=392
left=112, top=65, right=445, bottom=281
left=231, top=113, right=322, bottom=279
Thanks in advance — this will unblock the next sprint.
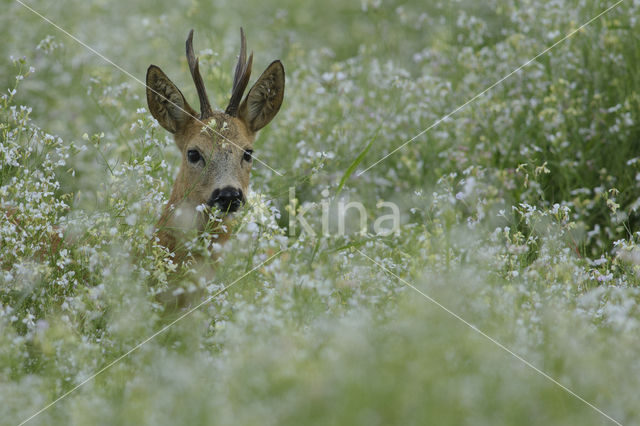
left=146, top=30, right=285, bottom=262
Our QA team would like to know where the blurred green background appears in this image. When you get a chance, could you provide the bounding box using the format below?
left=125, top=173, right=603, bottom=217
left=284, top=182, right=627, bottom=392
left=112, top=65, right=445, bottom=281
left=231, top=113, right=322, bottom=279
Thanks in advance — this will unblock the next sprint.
left=2, top=0, right=640, bottom=424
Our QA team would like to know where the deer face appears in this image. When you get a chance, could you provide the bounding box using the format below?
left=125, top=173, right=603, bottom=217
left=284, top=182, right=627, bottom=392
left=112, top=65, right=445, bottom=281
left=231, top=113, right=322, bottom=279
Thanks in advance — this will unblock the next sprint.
left=146, top=29, right=284, bottom=241
left=174, top=111, right=255, bottom=214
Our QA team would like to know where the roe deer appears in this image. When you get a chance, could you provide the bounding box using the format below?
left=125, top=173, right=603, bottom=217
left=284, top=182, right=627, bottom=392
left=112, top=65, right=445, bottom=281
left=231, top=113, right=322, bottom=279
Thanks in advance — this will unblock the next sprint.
left=146, top=28, right=285, bottom=261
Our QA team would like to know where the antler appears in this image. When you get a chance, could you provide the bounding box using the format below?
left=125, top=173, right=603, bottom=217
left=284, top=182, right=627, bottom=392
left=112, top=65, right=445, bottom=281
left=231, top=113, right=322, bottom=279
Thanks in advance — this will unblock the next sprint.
left=225, top=27, right=253, bottom=117
left=186, top=29, right=213, bottom=119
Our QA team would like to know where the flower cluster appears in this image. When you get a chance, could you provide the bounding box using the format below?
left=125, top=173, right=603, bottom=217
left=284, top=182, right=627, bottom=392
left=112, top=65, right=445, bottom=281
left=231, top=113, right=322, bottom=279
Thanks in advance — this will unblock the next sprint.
left=2, top=1, right=640, bottom=424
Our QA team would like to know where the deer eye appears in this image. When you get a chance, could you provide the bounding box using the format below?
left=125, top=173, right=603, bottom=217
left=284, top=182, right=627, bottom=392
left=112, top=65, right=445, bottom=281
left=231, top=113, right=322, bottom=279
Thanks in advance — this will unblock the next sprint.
left=243, top=149, right=253, bottom=162
left=187, top=149, right=201, bottom=164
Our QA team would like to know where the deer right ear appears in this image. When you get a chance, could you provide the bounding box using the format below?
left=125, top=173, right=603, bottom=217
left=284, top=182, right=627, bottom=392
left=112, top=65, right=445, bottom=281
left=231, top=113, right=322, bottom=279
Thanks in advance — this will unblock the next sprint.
left=238, top=60, right=285, bottom=133
left=146, top=65, right=195, bottom=134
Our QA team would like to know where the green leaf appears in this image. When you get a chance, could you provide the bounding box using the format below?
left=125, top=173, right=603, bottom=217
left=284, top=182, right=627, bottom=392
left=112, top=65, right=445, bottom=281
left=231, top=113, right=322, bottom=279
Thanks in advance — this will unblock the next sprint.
left=335, top=124, right=383, bottom=197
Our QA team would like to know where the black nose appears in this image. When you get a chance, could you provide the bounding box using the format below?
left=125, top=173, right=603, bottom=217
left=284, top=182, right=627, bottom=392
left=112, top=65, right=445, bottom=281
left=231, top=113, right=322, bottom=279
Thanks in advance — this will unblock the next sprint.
left=208, top=186, right=244, bottom=213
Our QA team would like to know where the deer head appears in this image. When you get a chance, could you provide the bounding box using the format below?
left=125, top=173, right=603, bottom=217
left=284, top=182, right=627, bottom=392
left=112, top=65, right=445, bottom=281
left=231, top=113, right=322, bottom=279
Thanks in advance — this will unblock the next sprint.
left=146, top=28, right=285, bottom=255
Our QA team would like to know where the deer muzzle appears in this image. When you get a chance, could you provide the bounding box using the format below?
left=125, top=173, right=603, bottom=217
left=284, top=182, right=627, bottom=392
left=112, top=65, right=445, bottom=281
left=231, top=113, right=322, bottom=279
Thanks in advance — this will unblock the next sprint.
left=208, top=186, right=244, bottom=213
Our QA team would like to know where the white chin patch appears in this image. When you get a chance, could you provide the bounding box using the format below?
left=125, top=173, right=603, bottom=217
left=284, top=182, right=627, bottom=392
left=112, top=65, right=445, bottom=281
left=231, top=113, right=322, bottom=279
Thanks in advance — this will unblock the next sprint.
left=173, top=205, right=198, bottom=230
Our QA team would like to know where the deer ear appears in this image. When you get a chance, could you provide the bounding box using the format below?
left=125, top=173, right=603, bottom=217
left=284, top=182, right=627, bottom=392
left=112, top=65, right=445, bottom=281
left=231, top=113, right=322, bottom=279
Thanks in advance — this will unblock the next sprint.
left=146, top=65, right=195, bottom=134
left=238, top=60, right=285, bottom=133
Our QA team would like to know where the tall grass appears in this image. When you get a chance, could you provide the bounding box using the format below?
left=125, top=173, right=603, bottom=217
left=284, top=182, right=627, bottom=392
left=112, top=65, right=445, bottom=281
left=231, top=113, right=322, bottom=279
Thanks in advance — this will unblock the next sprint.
left=2, top=0, right=640, bottom=424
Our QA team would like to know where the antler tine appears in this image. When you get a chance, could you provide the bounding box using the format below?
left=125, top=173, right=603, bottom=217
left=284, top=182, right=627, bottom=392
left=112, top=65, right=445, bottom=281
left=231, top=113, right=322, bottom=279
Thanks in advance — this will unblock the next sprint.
left=225, top=27, right=253, bottom=116
left=233, top=27, right=247, bottom=90
left=186, top=29, right=213, bottom=119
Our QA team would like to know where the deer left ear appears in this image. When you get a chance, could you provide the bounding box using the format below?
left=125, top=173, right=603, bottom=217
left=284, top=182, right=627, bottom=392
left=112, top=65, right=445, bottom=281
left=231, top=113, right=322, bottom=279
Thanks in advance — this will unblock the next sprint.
left=146, top=65, right=195, bottom=134
left=239, top=60, right=285, bottom=133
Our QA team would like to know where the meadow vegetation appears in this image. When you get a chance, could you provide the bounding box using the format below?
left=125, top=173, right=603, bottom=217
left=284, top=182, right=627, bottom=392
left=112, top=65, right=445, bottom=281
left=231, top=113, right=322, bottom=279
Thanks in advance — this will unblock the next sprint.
left=2, top=0, right=640, bottom=424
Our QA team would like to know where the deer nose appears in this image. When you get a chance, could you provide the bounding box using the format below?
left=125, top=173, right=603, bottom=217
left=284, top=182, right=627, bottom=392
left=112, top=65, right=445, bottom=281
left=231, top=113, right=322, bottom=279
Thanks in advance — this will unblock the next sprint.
left=208, top=186, right=244, bottom=213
